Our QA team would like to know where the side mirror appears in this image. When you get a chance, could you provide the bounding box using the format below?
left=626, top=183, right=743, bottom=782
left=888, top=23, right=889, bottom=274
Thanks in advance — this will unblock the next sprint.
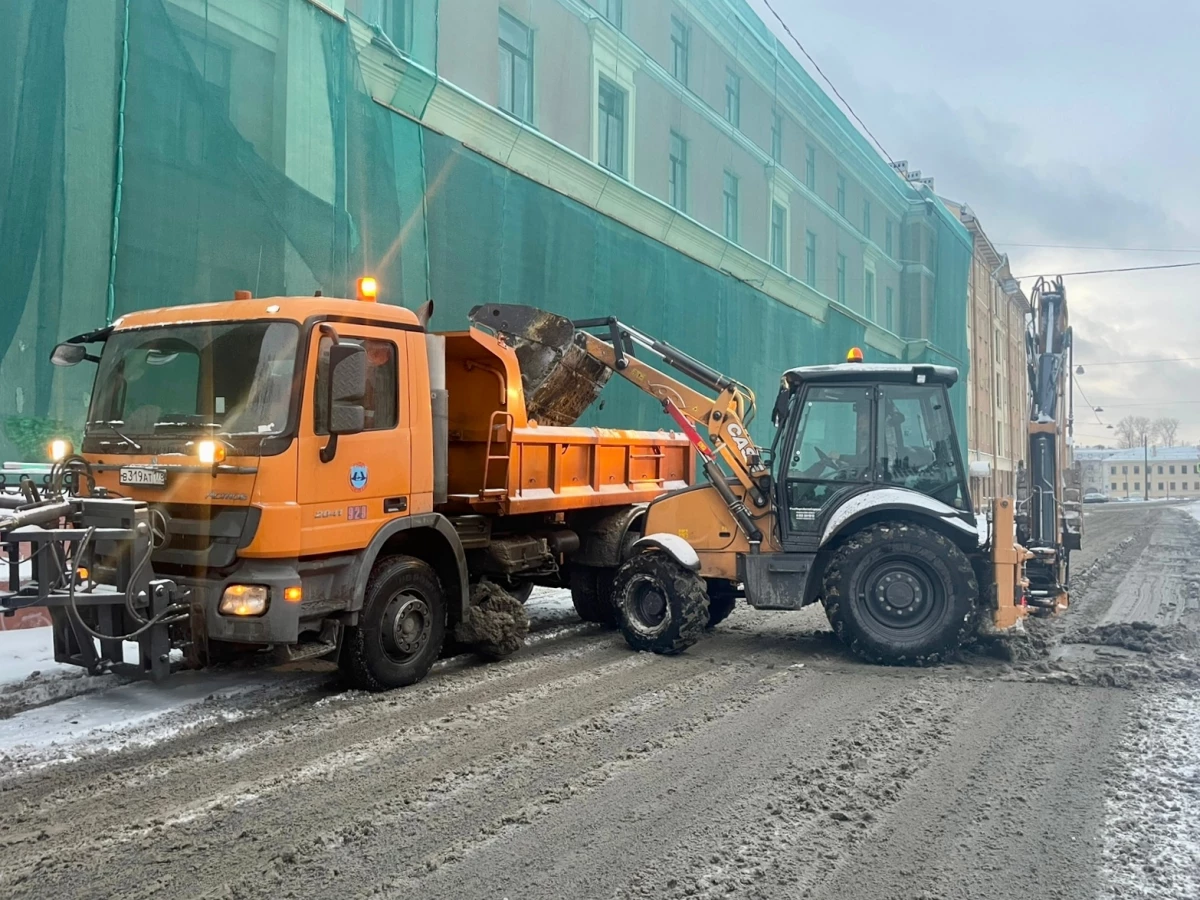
left=51, top=342, right=88, bottom=367
left=327, top=343, right=366, bottom=435
left=320, top=342, right=366, bottom=463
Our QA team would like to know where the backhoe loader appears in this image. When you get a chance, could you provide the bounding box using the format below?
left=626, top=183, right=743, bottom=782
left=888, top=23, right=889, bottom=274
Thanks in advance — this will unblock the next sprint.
left=472, top=302, right=1078, bottom=663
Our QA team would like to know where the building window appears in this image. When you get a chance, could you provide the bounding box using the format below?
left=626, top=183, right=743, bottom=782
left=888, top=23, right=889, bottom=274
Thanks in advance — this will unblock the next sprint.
left=996, top=372, right=1002, bottom=407
left=885, top=219, right=893, bottom=256
left=1112, top=482, right=1117, bottom=491
left=1122, top=482, right=1128, bottom=490
left=770, top=202, right=787, bottom=270
left=995, top=328, right=1002, bottom=362
left=668, top=131, right=688, bottom=212
left=1158, top=465, right=1164, bottom=474
left=804, top=230, right=817, bottom=286
left=1122, top=466, right=1128, bottom=474
left=1134, top=465, right=1140, bottom=474
left=1135, top=482, right=1141, bottom=491
left=862, top=200, right=871, bottom=239
left=885, top=286, right=894, bottom=331
left=1159, top=482, right=1165, bottom=491
left=725, top=68, right=741, bottom=128
left=597, top=77, right=626, bottom=176
left=836, top=173, right=846, bottom=217
left=771, top=111, right=783, bottom=164
left=1110, top=465, right=1116, bottom=475
left=670, top=16, right=689, bottom=86
left=499, top=10, right=533, bottom=123
left=864, top=268, right=875, bottom=319
left=836, top=253, right=847, bottom=303
left=1170, top=465, right=1176, bottom=474
left=805, top=144, right=816, bottom=191
left=597, top=0, right=623, bottom=29
left=723, top=171, right=739, bottom=243
left=362, top=0, right=412, bottom=51
left=1171, top=482, right=1177, bottom=491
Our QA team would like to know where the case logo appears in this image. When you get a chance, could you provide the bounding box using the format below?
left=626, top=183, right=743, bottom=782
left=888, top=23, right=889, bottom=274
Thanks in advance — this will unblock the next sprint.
left=350, top=464, right=368, bottom=491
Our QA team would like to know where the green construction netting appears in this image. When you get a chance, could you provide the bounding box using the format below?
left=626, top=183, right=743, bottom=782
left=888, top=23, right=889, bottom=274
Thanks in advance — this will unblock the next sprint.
left=0, top=0, right=970, bottom=461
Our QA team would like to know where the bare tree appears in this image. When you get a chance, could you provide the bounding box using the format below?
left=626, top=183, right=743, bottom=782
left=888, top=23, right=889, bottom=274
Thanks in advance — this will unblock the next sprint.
left=1152, top=417, right=1180, bottom=447
left=1114, top=415, right=1152, bottom=449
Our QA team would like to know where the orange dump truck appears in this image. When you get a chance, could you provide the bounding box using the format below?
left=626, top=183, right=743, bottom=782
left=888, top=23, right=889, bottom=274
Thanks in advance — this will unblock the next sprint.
left=2, top=291, right=692, bottom=689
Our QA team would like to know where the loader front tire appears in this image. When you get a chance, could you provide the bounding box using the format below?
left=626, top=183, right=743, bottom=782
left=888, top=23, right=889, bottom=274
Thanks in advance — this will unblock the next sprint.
left=821, top=522, right=977, bottom=665
left=613, top=552, right=708, bottom=655
left=705, top=579, right=738, bottom=629
left=341, top=555, right=446, bottom=691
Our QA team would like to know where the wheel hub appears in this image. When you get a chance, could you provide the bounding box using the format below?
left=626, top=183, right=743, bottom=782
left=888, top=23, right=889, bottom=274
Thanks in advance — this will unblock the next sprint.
left=865, top=565, right=934, bottom=628
left=624, top=575, right=671, bottom=635
left=383, top=593, right=431, bottom=659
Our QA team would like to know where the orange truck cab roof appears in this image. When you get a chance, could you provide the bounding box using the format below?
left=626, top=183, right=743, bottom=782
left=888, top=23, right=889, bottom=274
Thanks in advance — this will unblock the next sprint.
left=111, top=295, right=421, bottom=331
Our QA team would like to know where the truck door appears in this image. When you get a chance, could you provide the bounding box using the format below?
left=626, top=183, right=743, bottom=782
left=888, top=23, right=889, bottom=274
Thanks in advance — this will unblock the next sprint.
left=297, top=323, right=412, bottom=556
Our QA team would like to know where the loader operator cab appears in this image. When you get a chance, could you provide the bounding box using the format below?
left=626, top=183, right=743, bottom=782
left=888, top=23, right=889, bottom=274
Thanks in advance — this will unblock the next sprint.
left=775, top=362, right=971, bottom=544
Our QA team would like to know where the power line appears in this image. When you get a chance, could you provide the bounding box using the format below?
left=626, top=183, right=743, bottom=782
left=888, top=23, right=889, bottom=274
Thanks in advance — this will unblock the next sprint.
left=1000, top=242, right=1200, bottom=254
left=1078, top=355, right=1200, bottom=368
left=1073, top=378, right=1106, bottom=426
left=1016, top=261, right=1200, bottom=279
left=758, top=0, right=896, bottom=167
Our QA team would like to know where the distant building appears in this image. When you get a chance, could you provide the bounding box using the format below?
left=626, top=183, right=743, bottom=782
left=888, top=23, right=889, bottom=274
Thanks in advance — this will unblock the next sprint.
left=941, top=201, right=1031, bottom=506
left=1073, top=446, right=1200, bottom=499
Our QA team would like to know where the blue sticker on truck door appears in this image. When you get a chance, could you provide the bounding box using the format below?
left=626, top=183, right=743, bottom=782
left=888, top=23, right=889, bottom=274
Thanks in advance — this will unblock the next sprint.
left=349, top=464, right=368, bottom=491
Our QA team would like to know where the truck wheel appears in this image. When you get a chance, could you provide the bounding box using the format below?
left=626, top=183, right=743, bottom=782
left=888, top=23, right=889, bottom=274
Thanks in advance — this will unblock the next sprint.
left=705, top=579, right=738, bottom=629
left=570, top=566, right=618, bottom=626
left=341, top=555, right=446, bottom=691
left=613, top=552, right=708, bottom=655
left=821, top=523, right=978, bottom=665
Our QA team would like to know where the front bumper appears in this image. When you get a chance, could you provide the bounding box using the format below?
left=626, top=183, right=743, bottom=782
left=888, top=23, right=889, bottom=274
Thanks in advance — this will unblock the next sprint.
left=179, top=559, right=304, bottom=645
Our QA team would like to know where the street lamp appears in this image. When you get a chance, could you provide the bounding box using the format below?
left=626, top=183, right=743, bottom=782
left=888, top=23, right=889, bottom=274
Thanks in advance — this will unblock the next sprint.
left=1144, top=434, right=1149, bottom=502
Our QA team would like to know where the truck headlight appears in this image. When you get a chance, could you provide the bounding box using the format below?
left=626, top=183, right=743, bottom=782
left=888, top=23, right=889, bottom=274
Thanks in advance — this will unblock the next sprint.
left=49, top=439, right=73, bottom=462
left=219, top=584, right=269, bottom=616
left=197, top=439, right=226, bottom=465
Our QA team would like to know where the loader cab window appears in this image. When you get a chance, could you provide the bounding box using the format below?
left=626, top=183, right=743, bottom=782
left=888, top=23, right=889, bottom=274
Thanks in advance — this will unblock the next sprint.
left=784, top=386, right=873, bottom=522
left=876, top=384, right=966, bottom=510
left=314, top=336, right=399, bottom=433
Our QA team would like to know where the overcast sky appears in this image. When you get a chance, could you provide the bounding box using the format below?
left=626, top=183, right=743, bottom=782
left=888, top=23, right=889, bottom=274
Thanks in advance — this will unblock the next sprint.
left=748, top=0, right=1200, bottom=447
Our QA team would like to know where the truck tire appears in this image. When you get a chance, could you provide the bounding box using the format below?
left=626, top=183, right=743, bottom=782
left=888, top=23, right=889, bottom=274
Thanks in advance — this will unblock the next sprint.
left=613, top=552, right=708, bottom=655
left=705, top=579, right=738, bottom=629
left=570, top=566, right=618, bottom=626
left=821, top=522, right=978, bottom=665
left=340, top=555, right=446, bottom=691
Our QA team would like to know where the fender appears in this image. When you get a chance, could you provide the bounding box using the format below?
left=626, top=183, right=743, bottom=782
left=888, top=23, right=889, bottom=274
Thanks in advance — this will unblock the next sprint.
left=631, top=533, right=701, bottom=571
left=819, top=487, right=979, bottom=549
left=356, top=512, right=470, bottom=620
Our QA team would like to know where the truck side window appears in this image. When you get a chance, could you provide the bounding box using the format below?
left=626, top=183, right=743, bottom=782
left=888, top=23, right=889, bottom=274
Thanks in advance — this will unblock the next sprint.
left=314, top=336, right=399, bottom=433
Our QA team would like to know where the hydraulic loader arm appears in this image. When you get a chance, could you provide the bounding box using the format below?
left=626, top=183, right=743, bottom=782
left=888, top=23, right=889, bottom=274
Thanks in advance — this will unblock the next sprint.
left=467, top=304, right=771, bottom=547
left=572, top=318, right=769, bottom=504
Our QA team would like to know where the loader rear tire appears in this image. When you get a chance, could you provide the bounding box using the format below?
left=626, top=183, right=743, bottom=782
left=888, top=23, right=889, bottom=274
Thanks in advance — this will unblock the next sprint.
left=821, top=522, right=977, bottom=665
left=341, top=555, right=446, bottom=691
left=570, top=566, right=618, bottom=626
left=613, top=552, right=708, bottom=655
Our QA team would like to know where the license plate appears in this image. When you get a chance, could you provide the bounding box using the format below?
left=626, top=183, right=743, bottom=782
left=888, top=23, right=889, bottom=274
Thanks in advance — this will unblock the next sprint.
left=119, top=466, right=167, bottom=488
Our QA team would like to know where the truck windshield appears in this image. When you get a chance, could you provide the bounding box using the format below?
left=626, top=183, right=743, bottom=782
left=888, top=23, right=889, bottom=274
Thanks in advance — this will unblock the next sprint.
left=89, top=321, right=299, bottom=438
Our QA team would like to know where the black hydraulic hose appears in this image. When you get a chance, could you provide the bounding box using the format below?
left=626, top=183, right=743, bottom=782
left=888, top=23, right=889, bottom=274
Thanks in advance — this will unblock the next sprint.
left=65, top=526, right=188, bottom=644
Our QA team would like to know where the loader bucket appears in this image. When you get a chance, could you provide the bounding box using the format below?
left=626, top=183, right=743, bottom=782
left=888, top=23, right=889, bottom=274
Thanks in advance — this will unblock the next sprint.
left=469, top=304, right=612, bottom=427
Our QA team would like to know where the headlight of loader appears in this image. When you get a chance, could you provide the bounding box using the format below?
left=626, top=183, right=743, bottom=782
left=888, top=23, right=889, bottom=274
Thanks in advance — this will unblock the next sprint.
left=49, top=439, right=73, bottom=462
left=218, top=584, right=269, bottom=616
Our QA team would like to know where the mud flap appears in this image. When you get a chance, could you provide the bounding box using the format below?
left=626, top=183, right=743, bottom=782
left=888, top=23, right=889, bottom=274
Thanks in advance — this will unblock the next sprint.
left=740, top=553, right=814, bottom=610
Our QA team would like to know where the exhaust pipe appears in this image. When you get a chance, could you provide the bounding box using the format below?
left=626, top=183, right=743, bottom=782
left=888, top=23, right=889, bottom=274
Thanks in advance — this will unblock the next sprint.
left=426, top=333, right=449, bottom=506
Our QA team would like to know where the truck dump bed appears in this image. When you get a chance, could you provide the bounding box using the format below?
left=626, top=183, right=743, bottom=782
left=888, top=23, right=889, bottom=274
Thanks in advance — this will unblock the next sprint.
left=440, top=328, right=693, bottom=515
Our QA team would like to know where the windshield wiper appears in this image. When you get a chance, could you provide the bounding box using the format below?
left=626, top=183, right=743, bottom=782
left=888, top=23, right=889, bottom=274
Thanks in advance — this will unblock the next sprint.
left=89, top=419, right=143, bottom=451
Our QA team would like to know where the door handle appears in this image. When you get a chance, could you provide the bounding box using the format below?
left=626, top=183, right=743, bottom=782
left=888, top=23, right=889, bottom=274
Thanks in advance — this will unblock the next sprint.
left=384, top=497, right=408, bottom=514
